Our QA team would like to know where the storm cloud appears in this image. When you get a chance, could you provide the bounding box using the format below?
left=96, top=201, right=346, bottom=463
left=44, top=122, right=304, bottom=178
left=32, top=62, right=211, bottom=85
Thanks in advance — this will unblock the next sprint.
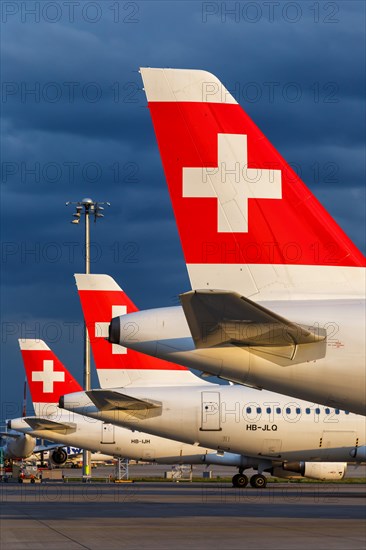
left=1, top=0, right=365, bottom=414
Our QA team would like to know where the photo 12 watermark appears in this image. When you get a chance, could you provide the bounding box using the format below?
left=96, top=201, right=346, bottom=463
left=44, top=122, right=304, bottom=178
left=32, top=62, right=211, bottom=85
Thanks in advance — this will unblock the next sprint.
left=201, top=2, right=340, bottom=24
left=1, top=81, right=143, bottom=104
left=1, top=1, right=140, bottom=24
left=1, top=161, right=140, bottom=185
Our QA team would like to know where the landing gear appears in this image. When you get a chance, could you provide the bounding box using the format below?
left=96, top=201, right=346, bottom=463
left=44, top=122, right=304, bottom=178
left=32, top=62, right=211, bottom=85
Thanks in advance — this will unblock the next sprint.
left=250, top=474, right=267, bottom=488
left=232, top=471, right=267, bottom=489
left=232, top=473, right=248, bottom=488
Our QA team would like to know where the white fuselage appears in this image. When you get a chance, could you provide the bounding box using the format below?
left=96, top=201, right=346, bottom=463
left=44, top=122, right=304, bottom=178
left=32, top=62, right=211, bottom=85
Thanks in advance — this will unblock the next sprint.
left=9, top=411, right=242, bottom=467
left=61, top=384, right=365, bottom=463
left=113, top=298, right=366, bottom=415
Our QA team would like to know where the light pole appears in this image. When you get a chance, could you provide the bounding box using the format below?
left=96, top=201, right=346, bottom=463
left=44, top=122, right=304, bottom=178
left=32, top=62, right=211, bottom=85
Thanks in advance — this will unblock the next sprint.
left=66, top=198, right=110, bottom=479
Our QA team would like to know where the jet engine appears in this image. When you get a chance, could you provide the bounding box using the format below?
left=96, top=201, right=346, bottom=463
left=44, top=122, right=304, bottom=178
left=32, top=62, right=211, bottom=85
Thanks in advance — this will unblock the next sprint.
left=350, top=446, right=366, bottom=462
left=281, top=461, right=346, bottom=480
left=49, top=447, right=68, bottom=466
left=3, top=433, right=36, bottom=459
left=2, top=432, right=36, bottom=459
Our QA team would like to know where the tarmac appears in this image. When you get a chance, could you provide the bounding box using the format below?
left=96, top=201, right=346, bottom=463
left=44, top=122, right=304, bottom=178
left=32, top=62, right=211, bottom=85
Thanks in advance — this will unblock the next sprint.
left=1, top=465, right=365, bottom=550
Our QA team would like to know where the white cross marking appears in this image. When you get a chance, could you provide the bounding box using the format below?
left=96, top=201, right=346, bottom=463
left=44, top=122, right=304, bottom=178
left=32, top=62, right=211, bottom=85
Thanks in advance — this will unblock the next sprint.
left=183, top=133, right=282, bottom=233
left=95, top=305, right=127, bottom=354
left=32, top=360, right=65, bottom=393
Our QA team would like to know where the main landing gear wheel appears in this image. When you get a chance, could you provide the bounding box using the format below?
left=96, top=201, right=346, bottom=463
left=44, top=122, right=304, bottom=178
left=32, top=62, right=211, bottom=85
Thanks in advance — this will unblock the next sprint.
left=232, top=473, right=248, bottom=488
left=250, top=474, right=267, bottom=488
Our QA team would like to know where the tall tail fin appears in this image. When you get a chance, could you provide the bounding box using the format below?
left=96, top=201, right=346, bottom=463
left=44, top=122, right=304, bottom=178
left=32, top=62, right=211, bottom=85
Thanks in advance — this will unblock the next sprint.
left=140, top=68, right=365, bottom=300
left=19, top=339, right=82, bottom=416
left=74, top=273, right=203, bottom=387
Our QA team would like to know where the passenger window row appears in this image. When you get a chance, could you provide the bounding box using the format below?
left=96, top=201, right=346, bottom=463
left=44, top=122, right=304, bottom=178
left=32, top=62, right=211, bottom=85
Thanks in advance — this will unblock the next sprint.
left=245, top=407, right=347, bottom=415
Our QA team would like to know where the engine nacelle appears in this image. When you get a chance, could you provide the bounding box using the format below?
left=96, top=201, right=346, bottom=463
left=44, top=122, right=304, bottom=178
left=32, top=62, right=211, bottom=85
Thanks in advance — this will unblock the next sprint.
left=282, top=461, right=346, bottom=480
left=202, top=453, right=256, bottom=469
left=5, top=434, right=36, bottom=459
left=50, top=448, right=68, bottom=466
left=349, top=446, right=366, bottom=462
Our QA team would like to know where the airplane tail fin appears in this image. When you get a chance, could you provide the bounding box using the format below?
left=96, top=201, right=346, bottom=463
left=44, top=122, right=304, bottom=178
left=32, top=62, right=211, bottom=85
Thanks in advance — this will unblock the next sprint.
left=74, top=273, right=203, bottom=387
left=19, top=339, right=82, bottom=416
left=140, top=68, right=365, bottom=300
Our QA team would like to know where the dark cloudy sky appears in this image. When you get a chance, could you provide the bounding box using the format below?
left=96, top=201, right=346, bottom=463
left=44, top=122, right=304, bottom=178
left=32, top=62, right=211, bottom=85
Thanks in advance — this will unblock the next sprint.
left=1, top=0, right=365, bottom=420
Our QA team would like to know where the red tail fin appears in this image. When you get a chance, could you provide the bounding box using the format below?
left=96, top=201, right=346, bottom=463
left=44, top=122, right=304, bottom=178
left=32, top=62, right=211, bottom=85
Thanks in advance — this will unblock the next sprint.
left=75, top=274, right=201, bottom=387
left=19, top=339, right=82, bottom=406
left=141, top=68, right=365, bottom=299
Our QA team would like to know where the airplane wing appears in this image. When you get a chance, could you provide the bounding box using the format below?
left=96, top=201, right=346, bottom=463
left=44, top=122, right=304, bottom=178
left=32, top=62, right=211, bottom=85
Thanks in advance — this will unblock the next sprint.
left=34, top=443, right=67, bottom=453
left=180, top=289, right=326, bottom=360
left=24, top=418, right=77, bottom=433
left=86, top=390, right=161, bottom=412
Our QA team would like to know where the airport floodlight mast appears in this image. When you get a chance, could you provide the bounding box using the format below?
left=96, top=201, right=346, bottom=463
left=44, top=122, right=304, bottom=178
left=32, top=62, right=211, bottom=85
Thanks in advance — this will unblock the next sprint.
left=66, top=198, right=110, bottom=479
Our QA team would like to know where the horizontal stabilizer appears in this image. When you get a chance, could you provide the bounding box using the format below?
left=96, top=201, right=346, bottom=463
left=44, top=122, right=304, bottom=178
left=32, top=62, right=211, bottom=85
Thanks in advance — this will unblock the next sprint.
left=25, top=418, right=77, bottom=433
left=86, top=390, right=161, bottom=412
left=180, top=290, right=326, bottom=352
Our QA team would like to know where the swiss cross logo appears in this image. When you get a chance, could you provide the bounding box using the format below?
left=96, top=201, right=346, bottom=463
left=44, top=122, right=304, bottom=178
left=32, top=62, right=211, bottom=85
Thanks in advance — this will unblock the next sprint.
left=94, top=305, right=127, bottom=355
left=32, top=359, right=65, bottom=393
left=183, top=133, right=282, bottom=233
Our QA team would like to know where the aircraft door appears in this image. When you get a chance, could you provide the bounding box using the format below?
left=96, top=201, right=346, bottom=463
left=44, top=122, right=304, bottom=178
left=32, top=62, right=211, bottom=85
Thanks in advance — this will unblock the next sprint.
left=101, top=423, right=115, bottom=444
left=201, top=391, right=221, bottom=431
